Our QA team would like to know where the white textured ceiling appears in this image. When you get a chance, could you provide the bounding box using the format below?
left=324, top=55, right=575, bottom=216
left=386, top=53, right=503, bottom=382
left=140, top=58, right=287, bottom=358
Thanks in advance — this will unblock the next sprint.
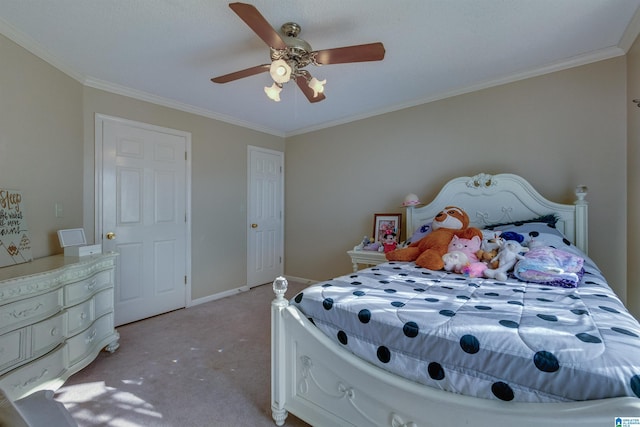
left=1, top=1, right=639, bottom=136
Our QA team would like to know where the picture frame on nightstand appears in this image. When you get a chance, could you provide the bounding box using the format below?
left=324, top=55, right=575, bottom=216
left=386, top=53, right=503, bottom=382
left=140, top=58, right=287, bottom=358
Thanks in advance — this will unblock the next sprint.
left=373, top=213, right=402, bottom=244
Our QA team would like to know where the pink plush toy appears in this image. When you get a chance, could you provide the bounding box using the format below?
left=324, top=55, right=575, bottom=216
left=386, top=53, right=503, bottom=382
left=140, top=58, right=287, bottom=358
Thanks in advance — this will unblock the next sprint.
left=447, top=235, right=482, bottom=263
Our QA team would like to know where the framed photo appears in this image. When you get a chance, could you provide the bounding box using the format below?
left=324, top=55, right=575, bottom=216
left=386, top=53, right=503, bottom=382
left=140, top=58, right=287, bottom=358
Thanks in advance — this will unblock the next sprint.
left=373, top=213, right=402, bottom=244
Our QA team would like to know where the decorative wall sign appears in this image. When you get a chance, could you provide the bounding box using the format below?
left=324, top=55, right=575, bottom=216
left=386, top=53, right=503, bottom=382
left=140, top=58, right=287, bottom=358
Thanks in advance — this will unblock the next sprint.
left=0, top=189, right=32, bottom=267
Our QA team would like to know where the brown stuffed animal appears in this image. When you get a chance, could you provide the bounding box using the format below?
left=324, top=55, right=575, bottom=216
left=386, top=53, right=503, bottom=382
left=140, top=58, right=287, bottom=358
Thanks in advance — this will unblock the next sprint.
left=386, top=206, right=482, bottom=270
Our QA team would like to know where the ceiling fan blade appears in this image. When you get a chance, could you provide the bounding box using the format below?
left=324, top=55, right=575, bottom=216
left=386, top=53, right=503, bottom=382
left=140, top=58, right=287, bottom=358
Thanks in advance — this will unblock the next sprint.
left=211, top=64, right=270, bottom=83
left=314, top=42, right=385, bottom=65
left=229, top=3, right=287, bottom=49
left=296, top=77, right=326, bottom=103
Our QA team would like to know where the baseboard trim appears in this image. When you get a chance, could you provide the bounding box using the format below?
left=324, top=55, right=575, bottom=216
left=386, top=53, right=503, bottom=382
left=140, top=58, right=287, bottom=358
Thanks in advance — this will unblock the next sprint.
left=187, top=276, right=316, bottom=307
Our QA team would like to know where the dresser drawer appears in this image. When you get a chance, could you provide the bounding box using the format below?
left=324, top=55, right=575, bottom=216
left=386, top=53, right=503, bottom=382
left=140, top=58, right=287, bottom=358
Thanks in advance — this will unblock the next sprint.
left=31, top=312, right=65, bottom=357
left=0, top=289, right=63, bottom=333
left=66, top=299, right=93, bottom=336
left=0, top=329, right=25, bottom=373
left=65, top=270, right=112, bottom=305
left=0, top=345, right=66, bottom=400
left=94, top=288, right=113, bottom=318
left=67, top=314, right=114, bottom=365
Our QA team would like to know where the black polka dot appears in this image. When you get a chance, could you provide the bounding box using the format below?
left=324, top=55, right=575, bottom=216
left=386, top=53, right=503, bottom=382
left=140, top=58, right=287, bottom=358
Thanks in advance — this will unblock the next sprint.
left=570, top=309, right=588, bottom=315
left=599, top=306, right=620, bottom=314
left=294, top=293, right=303, bottom=303
left=337, top=331, right=348, bottom=345
left=425, top=297, right=439, bottom=303
left=353, top=290, right=365, bottom=296
left=631, top=375, right=640, bottom=398
left=475, top=305, right=492, bottom=311
left=403, top=321, right=419, bottom=338
left=384, top=288, right=396, bottom=293
left=612, top=327, right=639, bottom=337
left=321, top=283, right=332, bottom=288
left=499, top=320, right=519, bottom=328
left=485, top=292, right=499, bottom=297
left=576, top=333, right=602, bottom=344
left=508, top=300, right=524, bottom=306
left=322, top=298, right=334, bottom=310
left=428, top=362, right=445, bottom=380
left=439, top=309, right=455, bottom=317
left=391, top=301, right=405, bottom=308
left=537, top=314, right=558, bottom=322
left=456, top=295, right=470, bottom=300
left=350, top=281, right=362, bottom=285
left=492, top=382, right=514, bottom=401
left=536, top=297, right=552, bottom=303
left=377, top=346, right=391, bottom=363
left=414, top=288, right=425, bottom=292
left=460, top=335, right=480, bottom=354
left=534, top=351, right=560, bottom=372
left=358, top=309, right=371, bottom=323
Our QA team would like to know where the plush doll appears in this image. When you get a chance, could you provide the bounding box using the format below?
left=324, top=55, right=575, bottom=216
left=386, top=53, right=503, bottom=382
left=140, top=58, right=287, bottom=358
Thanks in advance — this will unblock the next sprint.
left=442, top=251, right=469, bottom=273
left=476, top=234, right=503, bottom=269
left=447, top=235, right=481, bottom=263
left=442, top=249, right=487, bottom=277
left=484, top=240, right=529, bottom=281
left=386, top=206, right=482, bottom=270
left=382, top=231, right=398, bottom=253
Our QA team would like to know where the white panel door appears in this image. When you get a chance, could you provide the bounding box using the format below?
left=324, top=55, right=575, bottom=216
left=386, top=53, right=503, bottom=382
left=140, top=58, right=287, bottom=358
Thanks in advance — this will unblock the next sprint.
left=99, top=116, right=189, bottom=326
left=247, top=146, right=283, bottom=287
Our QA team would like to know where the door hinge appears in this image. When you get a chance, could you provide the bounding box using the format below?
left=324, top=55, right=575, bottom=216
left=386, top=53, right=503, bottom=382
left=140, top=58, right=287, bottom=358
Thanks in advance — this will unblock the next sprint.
left=184, top=275, right=187, bottom=285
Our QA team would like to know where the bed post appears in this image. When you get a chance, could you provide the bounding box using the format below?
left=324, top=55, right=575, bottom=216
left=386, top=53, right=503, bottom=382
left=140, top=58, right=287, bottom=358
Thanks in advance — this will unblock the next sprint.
left=271, top=276, right=289, bottom=426
left=574, top=185, right=588, bottom=254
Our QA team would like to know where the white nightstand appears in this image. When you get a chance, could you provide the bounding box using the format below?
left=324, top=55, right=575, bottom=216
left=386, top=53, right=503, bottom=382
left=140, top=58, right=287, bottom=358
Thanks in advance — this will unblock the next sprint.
left=347, top=250, right=387, bottom=272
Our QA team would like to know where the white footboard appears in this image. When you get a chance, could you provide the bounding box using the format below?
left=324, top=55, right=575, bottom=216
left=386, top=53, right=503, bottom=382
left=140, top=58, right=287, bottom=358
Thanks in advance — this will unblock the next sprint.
left=271, top=277, right=640, bottom=427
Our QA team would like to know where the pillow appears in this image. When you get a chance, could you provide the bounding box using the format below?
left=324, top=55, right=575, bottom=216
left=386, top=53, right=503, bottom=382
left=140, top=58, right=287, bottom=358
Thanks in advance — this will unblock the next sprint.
left=483, top=214, right=558, bottom=230
left=406, top=222, right=432, bottom=245
left=514, top=246, right=584, bottom=288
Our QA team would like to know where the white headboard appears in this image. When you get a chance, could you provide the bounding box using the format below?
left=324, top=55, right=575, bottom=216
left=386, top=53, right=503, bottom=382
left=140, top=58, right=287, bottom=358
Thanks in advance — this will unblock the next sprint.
left=405, top=173, right=588, bottom=254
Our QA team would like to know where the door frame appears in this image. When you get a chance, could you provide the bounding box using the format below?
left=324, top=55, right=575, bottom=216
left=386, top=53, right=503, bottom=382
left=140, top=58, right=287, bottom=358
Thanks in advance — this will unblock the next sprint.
left=247, top=145, right=284, bottom=287
left=94, top=113, right=193, bottom=305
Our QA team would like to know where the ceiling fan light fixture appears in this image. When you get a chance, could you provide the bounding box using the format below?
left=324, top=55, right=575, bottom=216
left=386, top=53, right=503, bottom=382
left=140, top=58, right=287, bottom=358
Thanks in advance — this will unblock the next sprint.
left=269, top=59, right=292, bottom=84
left=264, top=82, right=282, bottom=102
left=308, top=77, right=326, bottom=97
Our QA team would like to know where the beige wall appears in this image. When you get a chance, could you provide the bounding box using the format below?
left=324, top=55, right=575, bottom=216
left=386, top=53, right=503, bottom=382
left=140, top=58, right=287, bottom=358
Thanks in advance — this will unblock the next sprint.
left=0, top=34, right=84, bottom=258
left=2, top=30, right=637, bottom=316
left=286, top=57, right=629, bottom=308
left=81, top=88, right=284, bottom=300
left=628, top=35, right=640, bottom=320
left=0, top=33, right=285, bottom=302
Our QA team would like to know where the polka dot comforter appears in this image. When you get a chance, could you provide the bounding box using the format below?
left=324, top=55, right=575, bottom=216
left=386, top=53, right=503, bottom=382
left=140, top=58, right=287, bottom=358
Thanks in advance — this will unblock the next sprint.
left=292, top=225, right=640, bottom=403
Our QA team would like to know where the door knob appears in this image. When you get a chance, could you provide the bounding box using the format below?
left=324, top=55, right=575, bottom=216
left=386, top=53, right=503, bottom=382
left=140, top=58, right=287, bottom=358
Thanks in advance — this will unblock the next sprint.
left=251, top=223, right=258, bottom=228
left=106, top=232, right=116, bottom=240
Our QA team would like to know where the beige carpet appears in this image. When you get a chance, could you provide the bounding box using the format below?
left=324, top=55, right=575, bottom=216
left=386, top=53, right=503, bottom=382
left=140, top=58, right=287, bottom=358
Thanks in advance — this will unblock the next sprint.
left=54, top=281, right=311, bottom=427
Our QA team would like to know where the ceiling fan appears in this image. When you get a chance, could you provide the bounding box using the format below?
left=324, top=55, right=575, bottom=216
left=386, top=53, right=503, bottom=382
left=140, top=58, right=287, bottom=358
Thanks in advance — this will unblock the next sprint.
left=211, top=2, right=386, bottom=103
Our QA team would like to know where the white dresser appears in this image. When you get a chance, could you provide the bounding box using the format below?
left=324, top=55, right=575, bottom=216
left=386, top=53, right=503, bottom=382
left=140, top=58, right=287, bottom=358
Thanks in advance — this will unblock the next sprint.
left=0, top=253, right=119, bottom=400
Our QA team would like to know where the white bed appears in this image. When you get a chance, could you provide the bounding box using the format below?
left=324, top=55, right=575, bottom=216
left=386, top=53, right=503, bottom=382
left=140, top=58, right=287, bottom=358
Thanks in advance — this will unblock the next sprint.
left=270, top=172, right=640, bottom=426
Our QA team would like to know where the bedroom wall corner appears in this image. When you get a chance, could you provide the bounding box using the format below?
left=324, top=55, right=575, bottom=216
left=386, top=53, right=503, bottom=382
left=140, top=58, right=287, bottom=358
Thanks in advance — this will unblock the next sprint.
left=0, top=33, right=84, bottom=259
left=627, top=33, right=640, bottom=320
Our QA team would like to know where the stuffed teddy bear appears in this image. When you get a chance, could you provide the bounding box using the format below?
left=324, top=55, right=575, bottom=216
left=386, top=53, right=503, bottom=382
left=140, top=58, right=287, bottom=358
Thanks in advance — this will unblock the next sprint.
left=386, top=206, right=482, bottom=270
left=484, top=240, right=529, bottom=281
